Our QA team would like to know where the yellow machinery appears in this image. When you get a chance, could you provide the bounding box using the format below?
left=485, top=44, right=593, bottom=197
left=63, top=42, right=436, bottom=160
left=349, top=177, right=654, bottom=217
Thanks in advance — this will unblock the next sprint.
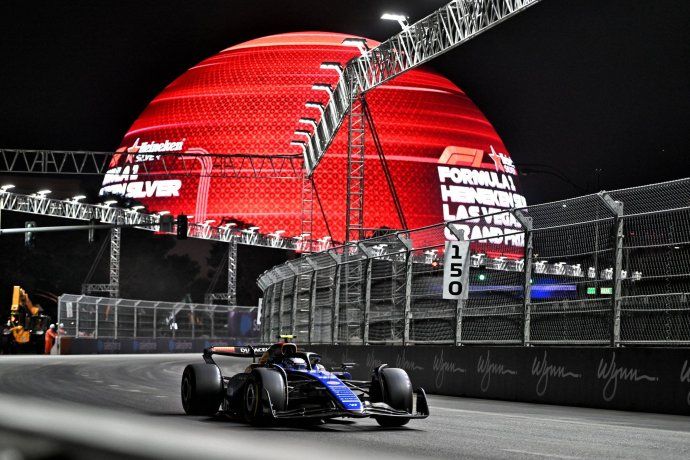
left=4, top=286, right=49, bottom=351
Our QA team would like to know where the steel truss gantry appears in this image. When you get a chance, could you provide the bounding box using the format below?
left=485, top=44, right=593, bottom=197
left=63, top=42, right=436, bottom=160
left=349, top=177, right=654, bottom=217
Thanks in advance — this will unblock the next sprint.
left=0, top=190, right=325, bottom=305
left=302, top=0, right=542, bottom=174
left=0, top=149, right=303, bottom=179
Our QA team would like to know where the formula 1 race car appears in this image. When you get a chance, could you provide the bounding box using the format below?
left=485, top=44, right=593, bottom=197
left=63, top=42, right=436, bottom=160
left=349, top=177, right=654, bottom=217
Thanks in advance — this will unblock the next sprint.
left=180, top=337, right=429, bottom=426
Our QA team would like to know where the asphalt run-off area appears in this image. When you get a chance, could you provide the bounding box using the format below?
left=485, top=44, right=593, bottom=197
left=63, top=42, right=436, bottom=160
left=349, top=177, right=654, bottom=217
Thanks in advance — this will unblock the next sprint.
left=1, top=354, right=689, bottom=459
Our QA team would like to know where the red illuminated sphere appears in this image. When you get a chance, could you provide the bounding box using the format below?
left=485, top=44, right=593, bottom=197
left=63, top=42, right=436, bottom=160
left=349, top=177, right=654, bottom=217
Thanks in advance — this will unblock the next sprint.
left=102, top=32, right=520, bottom=243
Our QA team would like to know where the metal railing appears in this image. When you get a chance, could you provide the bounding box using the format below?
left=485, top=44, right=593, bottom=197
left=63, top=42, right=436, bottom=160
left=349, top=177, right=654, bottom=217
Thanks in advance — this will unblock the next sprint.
left=57, top=295, right=259, bottom=340
left=258, top=178, right=690, bottom=346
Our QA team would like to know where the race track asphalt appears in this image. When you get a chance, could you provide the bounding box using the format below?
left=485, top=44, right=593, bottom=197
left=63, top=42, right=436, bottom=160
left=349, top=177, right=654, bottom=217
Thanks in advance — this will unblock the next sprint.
left=0, top=354, right=689, bottom=459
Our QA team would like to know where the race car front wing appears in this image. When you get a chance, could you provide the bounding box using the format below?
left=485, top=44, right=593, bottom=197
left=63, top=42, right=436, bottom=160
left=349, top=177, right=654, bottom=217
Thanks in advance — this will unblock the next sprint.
left=265, top=387, right=430, bottom=421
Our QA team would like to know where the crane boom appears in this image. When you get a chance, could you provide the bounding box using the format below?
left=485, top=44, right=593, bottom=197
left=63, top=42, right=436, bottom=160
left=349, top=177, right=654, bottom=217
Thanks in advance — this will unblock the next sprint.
left=303, top=0, right=542, bottom=175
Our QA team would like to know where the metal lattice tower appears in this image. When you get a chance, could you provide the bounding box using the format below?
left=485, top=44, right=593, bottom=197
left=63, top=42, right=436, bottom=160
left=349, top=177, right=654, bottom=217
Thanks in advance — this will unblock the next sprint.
left=227, top=240, right=237, bottom=305
left=109, top=225, right=121, bottom=298
left=345, top=94, right=366, bottom=242
left=300, top=173, right=314, bottom=250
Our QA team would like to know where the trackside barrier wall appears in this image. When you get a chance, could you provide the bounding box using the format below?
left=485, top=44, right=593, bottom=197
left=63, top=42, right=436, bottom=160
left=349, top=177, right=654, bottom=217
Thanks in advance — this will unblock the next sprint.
left=308, top=345, right=690, bottom=415
left=257, top=178, right=690, bottom=346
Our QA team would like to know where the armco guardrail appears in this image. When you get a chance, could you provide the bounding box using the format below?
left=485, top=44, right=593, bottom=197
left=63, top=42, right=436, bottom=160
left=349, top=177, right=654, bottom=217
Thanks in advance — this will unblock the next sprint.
left=57, top=294, right=259, bottom=341
left=257, top=178, right=690, bottom=346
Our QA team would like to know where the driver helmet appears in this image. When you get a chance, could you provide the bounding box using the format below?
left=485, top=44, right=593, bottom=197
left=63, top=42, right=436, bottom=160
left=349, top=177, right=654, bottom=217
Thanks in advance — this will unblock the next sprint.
left=284, top=356, right=308, bottom=370
left=49, top=324, right=56, bottom=330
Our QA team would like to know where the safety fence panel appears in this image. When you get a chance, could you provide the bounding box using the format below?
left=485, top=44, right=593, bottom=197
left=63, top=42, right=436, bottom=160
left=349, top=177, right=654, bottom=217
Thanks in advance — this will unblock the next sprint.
left=257, top=178, right=690, bottom=346
left=310, top=251, right=338, bottom=344
left=335, top=244, right=368, bottom=344
left=619, top=207, right=690, bottom=343
left=405, top=225, right=455, bottom=344
left=58, top=295, right=258, bottom=340
left=527, top=196, right=617, bottom=344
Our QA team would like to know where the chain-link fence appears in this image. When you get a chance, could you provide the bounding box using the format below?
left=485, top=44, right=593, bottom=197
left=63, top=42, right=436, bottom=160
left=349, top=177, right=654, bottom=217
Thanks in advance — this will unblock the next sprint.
left=57, top=295, right=259, bottom=340
left=257, top=178, right=690, bottom=346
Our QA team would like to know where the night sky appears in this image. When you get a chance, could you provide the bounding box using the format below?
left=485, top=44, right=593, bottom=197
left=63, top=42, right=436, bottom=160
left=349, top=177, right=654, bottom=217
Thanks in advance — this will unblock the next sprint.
left=0, top=1, right=689, bottom=312
left=1, top=0, right=688, bottom=203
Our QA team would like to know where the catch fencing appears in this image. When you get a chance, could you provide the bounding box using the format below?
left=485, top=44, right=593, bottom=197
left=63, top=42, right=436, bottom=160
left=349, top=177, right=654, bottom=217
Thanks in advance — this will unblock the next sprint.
left=57, top=294, right=258, bottom=340
left=257, top=178, right=690, bottom=346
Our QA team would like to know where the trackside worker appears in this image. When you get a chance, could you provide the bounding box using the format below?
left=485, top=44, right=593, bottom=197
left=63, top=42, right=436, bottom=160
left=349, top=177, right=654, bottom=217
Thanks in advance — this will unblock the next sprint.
left=44, top=324, right=58, bottom=355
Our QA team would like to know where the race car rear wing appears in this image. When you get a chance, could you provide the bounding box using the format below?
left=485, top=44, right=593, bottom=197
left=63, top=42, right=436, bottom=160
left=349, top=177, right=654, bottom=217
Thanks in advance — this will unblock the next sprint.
left=203, top=345, right=270, bottom=364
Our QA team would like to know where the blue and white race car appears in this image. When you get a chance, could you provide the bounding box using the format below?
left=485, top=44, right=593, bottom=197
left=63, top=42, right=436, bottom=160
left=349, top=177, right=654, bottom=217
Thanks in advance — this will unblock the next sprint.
left=181, top=337, right=429, bottom=426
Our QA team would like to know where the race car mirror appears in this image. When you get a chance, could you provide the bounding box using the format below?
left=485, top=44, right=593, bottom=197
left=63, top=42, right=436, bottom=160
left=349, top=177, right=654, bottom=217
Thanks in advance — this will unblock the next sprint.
left=442, top=240, right=471, bottom=300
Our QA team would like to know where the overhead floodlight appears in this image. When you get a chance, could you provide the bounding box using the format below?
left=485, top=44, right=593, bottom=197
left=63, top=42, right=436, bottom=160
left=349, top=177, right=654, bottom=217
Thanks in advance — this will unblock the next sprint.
left=158, top=210, right=170, bottom=216
left=342, top=38, right=369, bottom=56
left=312, top=83, right=333, bottom=95
left=320, top=62, right=343, bottom=75
left=221, top=222, right=237, bottom=229
left=71, top=195, right=86, bottom=202
left=102, top=200, right=117, bottom=207
left=37, top=189, right=51, bottom=196
left=290, top=141, right=306, bottom=153
left=381, top=12, right=409, bottom=29
left=203, top=219, right=216, bottom=225
left=248, top=226, right=260, bottom=232
left=131, top=205, right=145, bottom=211
left=0, top=184, right=15, bottom=192
left=272, top=230, right=285, bottom=236
left=299, top=118, right=318, bottom=129
left=305, top=101, right=325, bottom=113
left=294, top=130, right=311, bottom=139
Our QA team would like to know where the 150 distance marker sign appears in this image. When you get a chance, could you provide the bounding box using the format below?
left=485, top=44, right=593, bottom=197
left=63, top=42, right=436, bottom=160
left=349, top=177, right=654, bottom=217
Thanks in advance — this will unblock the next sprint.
left=442, top=240, right=471, bottom=300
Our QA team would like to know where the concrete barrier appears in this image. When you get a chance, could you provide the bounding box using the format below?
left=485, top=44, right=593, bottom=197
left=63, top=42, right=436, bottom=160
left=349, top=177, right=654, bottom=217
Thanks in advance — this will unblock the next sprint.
left=310, top=345, right=690, bottom=415
left=58, top=338, right=690, bottom=415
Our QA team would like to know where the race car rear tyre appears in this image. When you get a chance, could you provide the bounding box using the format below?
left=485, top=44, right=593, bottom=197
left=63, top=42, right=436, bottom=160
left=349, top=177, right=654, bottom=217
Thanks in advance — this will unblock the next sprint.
left=242, top=368, right=286, bottom=425
left=374, top=367, right=413, bottom=427
left=181, top=363, right=224, bottom=416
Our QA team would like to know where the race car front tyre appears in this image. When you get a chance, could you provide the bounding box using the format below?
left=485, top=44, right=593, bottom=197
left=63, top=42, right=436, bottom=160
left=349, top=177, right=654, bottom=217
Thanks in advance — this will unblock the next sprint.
left=374, top=367, right=413, bottom=427
left=242, top=368, right=286, bottom=425
left=181, top=363, right=224, bottom=416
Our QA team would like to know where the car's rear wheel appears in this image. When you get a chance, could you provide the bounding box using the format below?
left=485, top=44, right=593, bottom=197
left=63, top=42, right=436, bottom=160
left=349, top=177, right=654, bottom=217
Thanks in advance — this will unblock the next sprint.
left=242, top=368, right=286, bottom=425
left=181, top=363, right=224, bottom=416
left=373, top=367, right=413, bottom=427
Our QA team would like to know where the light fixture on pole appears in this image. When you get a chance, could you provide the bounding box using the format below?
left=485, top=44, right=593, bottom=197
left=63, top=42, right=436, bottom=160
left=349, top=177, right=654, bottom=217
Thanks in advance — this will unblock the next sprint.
left=320, top=62, right=343, bottom=76
left=71, top=195, right=86, bottom=202
left=36, top=189, right=51, bottom=197
left=381, top=13, right=409, bottom=29
left=290, top=140, right=307, bottom=155
left=298, top=117, right=318, bottom=129
left=311, top=83, right=333, bottom=97
left=158, top=210, right=171, bottom=216
left=341, top=38, right=369, bottom=56
left=0, top=184, right=15, bottom=192
left=102, top=200, right=117, bottom=207
left=130, top=205, right=145, bottom=211
left=305, top=101, right=325, bottom=114
left=294, top=130, right=312, bottom=141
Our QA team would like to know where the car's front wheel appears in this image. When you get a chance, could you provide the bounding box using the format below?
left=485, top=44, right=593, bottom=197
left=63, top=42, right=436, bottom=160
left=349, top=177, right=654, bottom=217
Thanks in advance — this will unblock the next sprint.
left=242, top=368, right=286, bottom=425
left=181, top=363, right=224, bottom=416
left=373, top=367, right=413, bottom=427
